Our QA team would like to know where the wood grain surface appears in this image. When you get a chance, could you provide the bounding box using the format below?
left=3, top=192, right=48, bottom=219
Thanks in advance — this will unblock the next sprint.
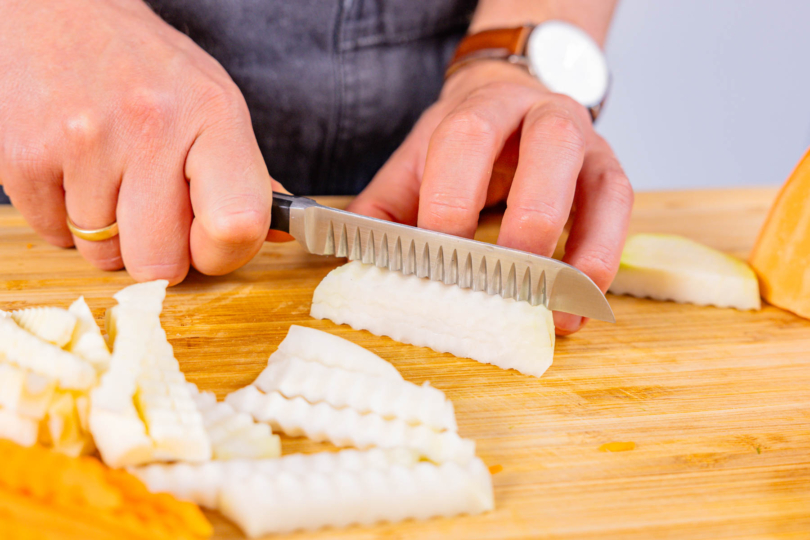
left=1, top=187, right=808, bottom=540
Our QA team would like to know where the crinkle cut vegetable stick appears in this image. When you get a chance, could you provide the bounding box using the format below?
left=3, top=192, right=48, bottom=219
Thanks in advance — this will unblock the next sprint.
left=187, top=383, right=280, bottom=460
left=67, top=296, right=112, bottom=370
left=90, top=303, right=156, bottom=467
left=255, top=355, right=457, bottom=431
left=130, top=447, right=418, bottom=508
left=11, top=306, right=78, bottom=348
left=227, top=385, right=474, bottom=464
left=90, top=280, right=211, bottom=467
left=0, top=316, right=96, bottom=390
left=218, top=458, right=494, bottom=537
left=135, top=327, right=210, bottom=463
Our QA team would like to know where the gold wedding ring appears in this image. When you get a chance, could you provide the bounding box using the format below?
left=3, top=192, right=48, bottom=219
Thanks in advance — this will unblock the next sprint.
left=66, top=216, right=120, bottom=242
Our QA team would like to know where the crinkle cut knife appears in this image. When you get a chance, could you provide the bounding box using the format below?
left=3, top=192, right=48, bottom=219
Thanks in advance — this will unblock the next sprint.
left=269, top=192, right=615, bottom=322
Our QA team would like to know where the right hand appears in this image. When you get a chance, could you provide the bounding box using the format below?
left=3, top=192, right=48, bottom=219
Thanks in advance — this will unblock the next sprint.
left=0, top=0, right=284, bottom=284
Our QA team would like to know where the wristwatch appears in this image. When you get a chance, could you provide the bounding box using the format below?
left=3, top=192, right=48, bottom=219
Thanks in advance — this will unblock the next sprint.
left=446, top=22, right=610, bottom=121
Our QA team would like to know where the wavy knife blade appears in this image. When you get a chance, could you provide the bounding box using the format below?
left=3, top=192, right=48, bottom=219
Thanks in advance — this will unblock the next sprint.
left=270, top=193, right=614, bottom=322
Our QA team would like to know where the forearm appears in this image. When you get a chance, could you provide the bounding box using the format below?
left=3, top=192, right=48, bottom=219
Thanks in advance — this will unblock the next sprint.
left=468, top=0, right=618, bottom=47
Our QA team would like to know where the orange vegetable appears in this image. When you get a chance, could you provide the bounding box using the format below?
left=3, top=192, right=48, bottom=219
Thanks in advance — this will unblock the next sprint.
left=0, top=440, right=212, bottom=540
left=749, top=148, right=810, bottom=319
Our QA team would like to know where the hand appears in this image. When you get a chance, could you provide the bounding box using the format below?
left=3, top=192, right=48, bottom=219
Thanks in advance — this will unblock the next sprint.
left=0, top=0, right=284, bottom=284
left=349, top=61, right=633, bottom=335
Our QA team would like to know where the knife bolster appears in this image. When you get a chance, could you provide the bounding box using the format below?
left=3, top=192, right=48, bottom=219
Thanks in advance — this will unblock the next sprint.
left=270, top=192, right=296, bottom=233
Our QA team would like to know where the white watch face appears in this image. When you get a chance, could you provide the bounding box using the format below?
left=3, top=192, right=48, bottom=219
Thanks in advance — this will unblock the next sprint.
left=526, top=21, right=609, bottom=108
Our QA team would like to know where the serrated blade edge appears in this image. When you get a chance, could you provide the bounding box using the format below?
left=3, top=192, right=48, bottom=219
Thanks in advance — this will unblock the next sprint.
left=290, top=202, right=614, bottom=322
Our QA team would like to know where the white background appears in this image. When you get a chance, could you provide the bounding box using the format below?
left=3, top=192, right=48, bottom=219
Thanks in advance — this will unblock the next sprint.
left=597, top=0, right=810, bottom=191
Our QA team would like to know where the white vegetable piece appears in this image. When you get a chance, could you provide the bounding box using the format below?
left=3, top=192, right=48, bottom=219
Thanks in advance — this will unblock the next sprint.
left=227, top=385, right=474, bottom=464
left=130, top=447, right=419, bottom=508
left=136, top=328, right=211, bottom=463
left=0, top=317, right=96, bottom=390
left=311, top=261, right=556, bottom=377
left=272, top=325, right=401, bottom=379
left=112, top=280, right=172, bottom=314
left=90, top=304, right=156, bottom=467
left=90, top=407, right=153, bottom=467
left=0, top=407, right=38, bottom=447
left=17, top=371, right=57, bottom=420
left=11, top=306, right=78, bottom=348
left=188, top=383, right=281, bottom=460
left=90, top=280, right=211, bottom=467
left=0, top=363, right=26, bottom=412
left=66, top=296, right=112, bottom=370
left=75, top=395, right=90, bottom=432
left=96, top=303, right=156, bottom=412
left=219, top=458, right=494, bottom=537
left=133, top=461, right=231, bottom=509
left=608, top=234, right=761, bottom=310
left=255, top=356, right=456, bottom=431
left=0, top=364, right=58, bottom=421
left=0, top=309, right=8, bottom=318
left=44, top=391, right=94, bottom=457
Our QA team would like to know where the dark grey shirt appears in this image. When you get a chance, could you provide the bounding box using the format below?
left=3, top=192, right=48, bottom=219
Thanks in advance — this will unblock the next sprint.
left=0, top=0, right=475, bottom=205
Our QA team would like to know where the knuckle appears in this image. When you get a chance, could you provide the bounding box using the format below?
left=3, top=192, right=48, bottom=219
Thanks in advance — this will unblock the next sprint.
left=549, top=94, right=592, bottom=124
left=418, top=191, right=481, bottom=236
left=586, top=135, right=634, bottom=211
left=205, top=197, right=269, bottom=247
left=525, top=107, right=586, bottom=157
left=423, top=197, right=473, bottom=223
left=603, top=169, right=634, bottom=210
left=576, top=245, right=619, bottom=284
left=121, top=88, right=174, bottom=139
left=510, top=199, right=566, bottom=237
left=63, top=112, right=105, bottom=152
left=438, top=107, right=497, bottom=145
left=194, top=81, right=249, bottom=123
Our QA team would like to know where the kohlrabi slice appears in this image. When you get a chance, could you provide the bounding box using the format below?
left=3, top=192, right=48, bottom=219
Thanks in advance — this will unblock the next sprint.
left=608, top=234, right=761, bottom=310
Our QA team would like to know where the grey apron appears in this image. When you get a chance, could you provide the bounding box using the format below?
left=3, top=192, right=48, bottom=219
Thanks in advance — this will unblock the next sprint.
left=0, top=0, right=476, bottom=204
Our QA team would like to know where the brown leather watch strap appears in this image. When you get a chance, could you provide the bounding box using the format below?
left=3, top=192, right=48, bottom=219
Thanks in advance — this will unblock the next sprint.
left=446, top=26, right=534, bottom=79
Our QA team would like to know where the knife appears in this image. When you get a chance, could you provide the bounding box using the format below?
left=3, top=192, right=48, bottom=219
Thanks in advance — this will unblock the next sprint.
left=269, top=192, right=614, bottom=322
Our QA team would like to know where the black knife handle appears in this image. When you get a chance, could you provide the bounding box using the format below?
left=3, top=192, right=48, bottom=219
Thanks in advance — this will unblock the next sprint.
left=270, top=192, right=296, bottom=233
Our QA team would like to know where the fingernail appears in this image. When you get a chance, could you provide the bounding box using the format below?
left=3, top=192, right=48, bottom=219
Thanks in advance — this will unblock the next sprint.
left=553, top=312, right=583, bottom=335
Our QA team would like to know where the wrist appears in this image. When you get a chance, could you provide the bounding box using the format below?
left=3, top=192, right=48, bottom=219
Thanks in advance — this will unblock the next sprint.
left=441, top=59, right=545, bottom=101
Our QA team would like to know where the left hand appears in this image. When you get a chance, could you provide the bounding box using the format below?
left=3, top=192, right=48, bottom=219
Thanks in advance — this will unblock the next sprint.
left=348, top=60, right=633, bottom=335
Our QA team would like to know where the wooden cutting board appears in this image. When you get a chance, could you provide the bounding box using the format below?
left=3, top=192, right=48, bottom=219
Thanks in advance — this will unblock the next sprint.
left=0, top=187, right=808, bottom=540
